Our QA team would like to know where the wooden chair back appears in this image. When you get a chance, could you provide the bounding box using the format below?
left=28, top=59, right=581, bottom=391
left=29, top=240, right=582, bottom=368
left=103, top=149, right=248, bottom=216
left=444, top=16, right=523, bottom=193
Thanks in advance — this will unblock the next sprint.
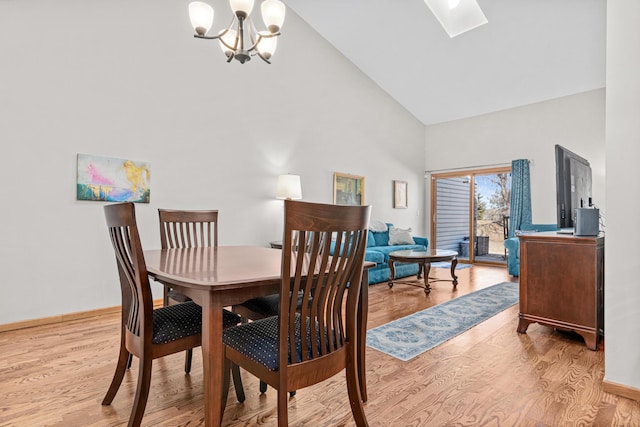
left=158, top=209, right=218, bottom=249
left=103, top=202, right=209, bottom=426
left=280, top=199, right=370, bottom=388
left=222, top=200, right=371, bottom=426
left=105, top=202, right=153, bottom=344
left=158, top=208, right=219, bottom=307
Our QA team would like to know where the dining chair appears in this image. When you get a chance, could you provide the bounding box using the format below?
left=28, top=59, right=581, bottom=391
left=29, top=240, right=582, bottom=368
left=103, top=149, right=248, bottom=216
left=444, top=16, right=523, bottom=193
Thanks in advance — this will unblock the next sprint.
left=222, top=200, right=371, bottom=426
left=101, top=202, right=243, bottom=427
left=231, top=232, right=325, bottom=395
left=157, top=208, right=217, bottom=373
left=158, top=209, right=218, bottom=306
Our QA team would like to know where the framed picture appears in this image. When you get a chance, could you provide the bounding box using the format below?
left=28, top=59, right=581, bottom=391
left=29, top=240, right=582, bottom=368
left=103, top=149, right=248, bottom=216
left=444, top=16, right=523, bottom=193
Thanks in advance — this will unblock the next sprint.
left=76, top=153, right=151, bottom=203
left=394, top=180, right=408, bottom=209
left=333, top=172, right=365, bottom=206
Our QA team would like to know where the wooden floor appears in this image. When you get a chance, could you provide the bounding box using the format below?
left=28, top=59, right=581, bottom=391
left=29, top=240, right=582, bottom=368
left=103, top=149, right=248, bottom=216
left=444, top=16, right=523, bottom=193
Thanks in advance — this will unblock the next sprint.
left=2, top=266, right=639, bottom=426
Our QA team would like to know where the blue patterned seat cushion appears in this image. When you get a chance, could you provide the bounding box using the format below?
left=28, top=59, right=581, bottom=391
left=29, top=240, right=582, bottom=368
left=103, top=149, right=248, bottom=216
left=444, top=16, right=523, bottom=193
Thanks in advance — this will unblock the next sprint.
left=152, top=301, right=241, bottom=344
left=236, top=291, right=307, bottom=318
left=223, top=314, right=332, bottom=371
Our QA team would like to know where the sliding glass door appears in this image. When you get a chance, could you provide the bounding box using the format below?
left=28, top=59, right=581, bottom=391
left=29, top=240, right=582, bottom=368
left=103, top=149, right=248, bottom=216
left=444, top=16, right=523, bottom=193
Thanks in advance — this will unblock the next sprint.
left=431, top=167, right=511, bottom=265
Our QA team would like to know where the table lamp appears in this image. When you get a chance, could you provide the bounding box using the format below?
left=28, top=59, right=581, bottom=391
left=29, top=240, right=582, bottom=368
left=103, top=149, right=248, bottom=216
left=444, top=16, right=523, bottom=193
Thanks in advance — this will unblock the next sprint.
left=276, top=174, right=302, bottom=200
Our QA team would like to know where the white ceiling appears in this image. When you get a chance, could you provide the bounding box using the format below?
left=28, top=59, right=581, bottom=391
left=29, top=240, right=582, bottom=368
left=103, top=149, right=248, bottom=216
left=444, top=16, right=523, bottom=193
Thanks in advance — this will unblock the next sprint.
left=285, top=0, right=606, bottom=126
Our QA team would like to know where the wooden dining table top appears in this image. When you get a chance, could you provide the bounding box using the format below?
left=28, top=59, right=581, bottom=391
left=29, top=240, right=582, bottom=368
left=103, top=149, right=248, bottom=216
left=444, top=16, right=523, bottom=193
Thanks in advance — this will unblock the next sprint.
left=144, top=245, right=286, bottom=426
left=145, top=245, right=283, bottom=289
left=143, top=245, right=371, bottom=427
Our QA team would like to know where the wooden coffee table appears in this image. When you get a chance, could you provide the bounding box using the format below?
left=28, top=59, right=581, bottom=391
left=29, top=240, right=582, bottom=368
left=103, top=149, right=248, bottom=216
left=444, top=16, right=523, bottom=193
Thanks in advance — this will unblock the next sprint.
left=387, top=249, right=459, bottom=294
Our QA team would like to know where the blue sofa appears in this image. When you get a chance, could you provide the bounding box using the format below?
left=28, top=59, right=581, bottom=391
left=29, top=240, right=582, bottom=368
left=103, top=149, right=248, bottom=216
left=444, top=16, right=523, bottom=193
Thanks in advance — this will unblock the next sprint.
left=365, top=223, right=428, bottom=285
left=504, top=223, right=558, bottom=276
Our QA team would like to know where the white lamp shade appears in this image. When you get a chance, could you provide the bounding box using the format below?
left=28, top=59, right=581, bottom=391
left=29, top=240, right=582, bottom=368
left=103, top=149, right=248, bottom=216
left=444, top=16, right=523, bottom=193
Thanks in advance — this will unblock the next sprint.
left=189, top=2, right=214, bottom=36
left=261, top=0, right=285, bottom=33
left=230, top=0, right=254, bottom=17
left=256, top=34, right=277, bottom=59
left=219, top=29, right=237, bottom=56
left=276, top=174, right=302, bottom=200
left=423, top=0, right=487, bottom=38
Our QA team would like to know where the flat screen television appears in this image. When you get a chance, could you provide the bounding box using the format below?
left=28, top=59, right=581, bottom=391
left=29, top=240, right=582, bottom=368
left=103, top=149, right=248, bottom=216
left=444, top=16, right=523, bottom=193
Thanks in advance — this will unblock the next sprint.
left=555, top=144, right=592, bottom=229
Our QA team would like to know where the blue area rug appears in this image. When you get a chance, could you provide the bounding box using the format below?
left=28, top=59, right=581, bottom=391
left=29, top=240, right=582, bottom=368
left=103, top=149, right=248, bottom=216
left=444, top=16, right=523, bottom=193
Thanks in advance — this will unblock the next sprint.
left=366, top=282, right=519, bottom=361
left=430, top=261, right=472, bottom=270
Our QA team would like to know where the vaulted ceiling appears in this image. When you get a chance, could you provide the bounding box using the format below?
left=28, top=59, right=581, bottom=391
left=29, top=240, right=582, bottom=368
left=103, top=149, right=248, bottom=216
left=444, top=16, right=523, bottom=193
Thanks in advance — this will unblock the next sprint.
left=286, top=0, right=606, bottom=126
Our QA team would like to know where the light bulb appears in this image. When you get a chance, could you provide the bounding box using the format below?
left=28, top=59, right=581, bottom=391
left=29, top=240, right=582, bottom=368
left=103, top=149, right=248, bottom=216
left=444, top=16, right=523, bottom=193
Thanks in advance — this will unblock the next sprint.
left=230, top=0, right=254, bottom=19
left=189, top=2, right=214, bottom=36
left=261, top=0, right=285, bottom=33
left=256, top=34, right=277, bottom=60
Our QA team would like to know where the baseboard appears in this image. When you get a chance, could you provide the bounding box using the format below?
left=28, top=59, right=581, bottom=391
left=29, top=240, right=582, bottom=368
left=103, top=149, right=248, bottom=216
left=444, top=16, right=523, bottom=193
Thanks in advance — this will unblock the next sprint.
left=603, top=379, right=640, bottom=401
left=0, top=299, right=163, bottom=333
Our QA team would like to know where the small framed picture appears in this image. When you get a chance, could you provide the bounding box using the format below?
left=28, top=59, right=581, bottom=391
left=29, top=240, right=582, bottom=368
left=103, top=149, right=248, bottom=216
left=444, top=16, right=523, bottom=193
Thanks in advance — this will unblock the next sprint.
left=394, top=180, right=408, bottom=209
left=76, top=153, right=151, bottom=203
left=333, top=172, right=365, bottom=206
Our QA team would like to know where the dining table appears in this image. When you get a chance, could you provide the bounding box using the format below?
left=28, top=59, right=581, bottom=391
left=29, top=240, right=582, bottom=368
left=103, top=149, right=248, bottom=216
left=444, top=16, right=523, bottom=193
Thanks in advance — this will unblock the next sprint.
left=144, top=245, right=371, bottom=427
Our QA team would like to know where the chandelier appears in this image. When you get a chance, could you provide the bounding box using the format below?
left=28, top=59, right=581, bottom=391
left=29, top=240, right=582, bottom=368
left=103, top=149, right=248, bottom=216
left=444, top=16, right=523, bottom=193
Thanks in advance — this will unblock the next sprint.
left=188, top=0, right=286, bottom=64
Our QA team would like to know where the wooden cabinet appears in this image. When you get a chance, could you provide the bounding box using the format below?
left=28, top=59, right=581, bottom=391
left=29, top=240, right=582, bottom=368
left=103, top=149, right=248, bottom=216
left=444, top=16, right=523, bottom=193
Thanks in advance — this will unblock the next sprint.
left=517, top=231, right=604, bottom=350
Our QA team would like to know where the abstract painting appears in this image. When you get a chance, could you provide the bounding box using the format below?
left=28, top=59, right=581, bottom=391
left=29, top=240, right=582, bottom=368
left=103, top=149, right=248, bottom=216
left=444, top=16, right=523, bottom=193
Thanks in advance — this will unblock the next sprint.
left=76, top=154, right=151, bottom=203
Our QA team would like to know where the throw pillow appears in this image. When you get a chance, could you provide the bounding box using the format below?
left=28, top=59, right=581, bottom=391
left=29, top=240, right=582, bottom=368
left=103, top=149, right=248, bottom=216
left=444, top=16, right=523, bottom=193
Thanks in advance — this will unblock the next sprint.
left=388, top=226, right=414, bottom=245
left=367, top=230, right=376, bottom=247
left=370, top=219, right=388, bottom=232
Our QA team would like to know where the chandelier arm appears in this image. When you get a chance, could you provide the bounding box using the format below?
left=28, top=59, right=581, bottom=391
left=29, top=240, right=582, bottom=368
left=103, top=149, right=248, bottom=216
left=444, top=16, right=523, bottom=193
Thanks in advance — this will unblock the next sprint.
left=248, top=24, right=258, bottom=53
left=237, top=17, right=247, bottom=51
left=256, top=51, right=272, bottom=64
left=246, top=31, right=281, bottom=53
left=193, top=15, right=236, bottom=41
left=217, top=33, right=238, bottom=51
left=194, top=34, right=221, bottom=40
left=245, top=16, right=278, bottom=53
left=217, top=16, right=242, bottom=51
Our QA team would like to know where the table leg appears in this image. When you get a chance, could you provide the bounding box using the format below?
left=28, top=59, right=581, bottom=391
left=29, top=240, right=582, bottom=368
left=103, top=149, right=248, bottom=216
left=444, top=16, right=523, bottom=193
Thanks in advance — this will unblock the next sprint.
left=387, top=259, right=396, bottom=288
left=450, top=257, right=459, bottom=286
left=423, top=262, right=432, bottom=294
left=202, top=294, right=224, bottom=427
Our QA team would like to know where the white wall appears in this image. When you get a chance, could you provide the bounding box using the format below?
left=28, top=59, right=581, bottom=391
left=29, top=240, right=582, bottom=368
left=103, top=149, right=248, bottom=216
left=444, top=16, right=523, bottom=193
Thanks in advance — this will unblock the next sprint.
left=604, top=0, right=640, bottom=390
left=423, top=90, right=605, bottom=238
left=0, top=0, right=425, bottom=325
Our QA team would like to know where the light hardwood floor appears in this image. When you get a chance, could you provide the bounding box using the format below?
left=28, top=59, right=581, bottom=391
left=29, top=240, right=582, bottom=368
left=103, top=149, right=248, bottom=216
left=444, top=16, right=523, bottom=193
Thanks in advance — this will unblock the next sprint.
left=2, top=265, right=639, bottom=426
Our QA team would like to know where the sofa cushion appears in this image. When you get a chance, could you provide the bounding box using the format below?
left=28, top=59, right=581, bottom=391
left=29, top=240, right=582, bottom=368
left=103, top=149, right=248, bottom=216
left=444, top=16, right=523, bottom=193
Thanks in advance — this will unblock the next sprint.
left=412, top=236, right=428, bottom=247
left=372, top=230, right=389, bottom=247
left=372, top=223, right=394, bottom=246
left=367, top=230, right=376, bottom=247
left=370, top=220, right=388, bottom=232
left=364, top=250, right=385, bottom=264
left=367, top=262, right=421, bottom=285
left=368, top=244, right=427, bottom=262
left=388, top=226, right=414, bottom=245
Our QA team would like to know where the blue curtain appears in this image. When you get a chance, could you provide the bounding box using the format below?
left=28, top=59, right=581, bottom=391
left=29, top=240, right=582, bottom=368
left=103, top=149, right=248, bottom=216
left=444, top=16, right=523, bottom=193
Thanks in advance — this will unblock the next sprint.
left=508, top=159, right=532, bottom=237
